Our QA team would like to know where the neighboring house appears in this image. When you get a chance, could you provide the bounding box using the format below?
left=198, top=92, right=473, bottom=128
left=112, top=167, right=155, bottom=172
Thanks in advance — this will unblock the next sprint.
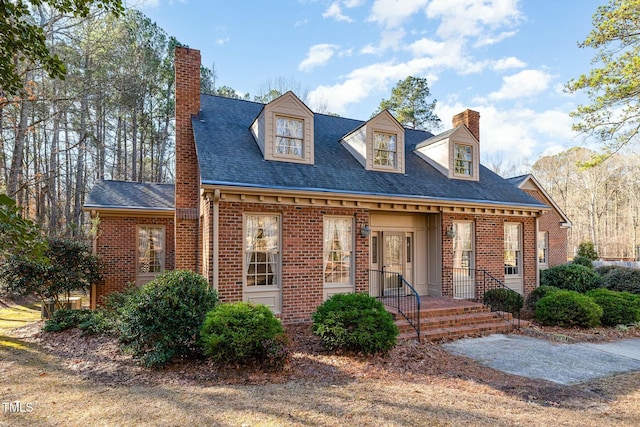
left=507, top=174, right=572, bottom=272
left=84, top=47, right=550, bottom=323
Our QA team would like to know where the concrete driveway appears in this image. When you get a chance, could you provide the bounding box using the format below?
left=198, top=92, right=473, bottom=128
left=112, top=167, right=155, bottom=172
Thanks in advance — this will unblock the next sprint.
left=442, top=334, right=640, bottom=385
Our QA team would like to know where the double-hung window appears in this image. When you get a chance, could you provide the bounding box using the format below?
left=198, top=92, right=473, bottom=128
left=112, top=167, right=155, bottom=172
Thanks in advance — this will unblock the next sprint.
left=504, top=223, right=522, bottom=276
left=137, top=226, right=165, bottom=284
left=244, top=215, right=280, bottom=287
left=454, top=143, right=473, bottom=176
left=323, top=217, right=353, bottom=285
left=275, top=116, right=303, bottom=158
left=373, top=131, right=397, bottom=167
left=538, top=231, right=548, bottom=269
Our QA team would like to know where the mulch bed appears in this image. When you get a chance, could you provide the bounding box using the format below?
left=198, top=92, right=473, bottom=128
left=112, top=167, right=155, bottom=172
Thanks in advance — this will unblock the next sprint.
left=8, top=320, right=640, bottom=409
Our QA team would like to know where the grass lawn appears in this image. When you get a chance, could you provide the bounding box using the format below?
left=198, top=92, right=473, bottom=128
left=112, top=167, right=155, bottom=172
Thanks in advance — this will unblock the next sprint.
left=1, top=300, right=640, bottom=426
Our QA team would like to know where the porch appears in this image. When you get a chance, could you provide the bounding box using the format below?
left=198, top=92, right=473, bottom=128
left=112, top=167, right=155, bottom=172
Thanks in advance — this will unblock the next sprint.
left=369, top=269, right=519, bottom=341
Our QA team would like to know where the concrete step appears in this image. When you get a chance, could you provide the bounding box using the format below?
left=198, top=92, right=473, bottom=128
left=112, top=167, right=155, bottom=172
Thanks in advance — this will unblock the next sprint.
left=395, top=311, right=512, bottom=334
left=399, top=320, right=515, bottom=341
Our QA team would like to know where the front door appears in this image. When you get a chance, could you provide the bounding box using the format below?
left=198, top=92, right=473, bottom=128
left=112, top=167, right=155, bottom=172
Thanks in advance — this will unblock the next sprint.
left=383, top=232, right=405, bottom=296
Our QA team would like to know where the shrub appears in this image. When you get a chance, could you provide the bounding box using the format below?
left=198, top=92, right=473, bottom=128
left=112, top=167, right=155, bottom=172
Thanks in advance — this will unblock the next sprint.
left=200, top=302, right=288, bottom=369
left=599, top=266, right=640, bottom=295
left=540, top=263, right=602, bottom=293
left=535, top=290, right=602, bottom=328
left=586, top=288, right=640, bottom=326
left=483, top=288, right=524, bottom=314
left=525, top=285, right=560, bottom=310
left=572, top=255, right=593, bottom=269
left=312, top=293, right=398, bottom=354
left=43, top=308, right=94, bottom=332
left=576, top=241, right=598, bottom=261
left=118, top=270, right=218, bottom=367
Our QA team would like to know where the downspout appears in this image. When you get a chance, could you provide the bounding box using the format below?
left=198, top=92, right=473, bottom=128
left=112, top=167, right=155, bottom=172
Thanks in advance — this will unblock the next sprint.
left=213, top=189, right=220, bottom=290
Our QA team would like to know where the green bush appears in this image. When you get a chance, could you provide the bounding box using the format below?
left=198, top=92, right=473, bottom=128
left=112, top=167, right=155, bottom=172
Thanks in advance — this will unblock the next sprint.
left=540, top=263, right=602, bottom=293
left=576, top=241, right=598, bottom=261
left=586, top=288, right=640, bottom=326
left=79, top=285, right=142, bottom=335
left=43, top=308, right=94, bottom=332
left=525, top=285, right=560, bottom=310
left=118, top=270, right=218, bottom=367
left=483, top=288, right=524, bottom=314
left=599, top=266, right=640, bottom=295
left=200, top=302, right=288, bottom=370
left=572, top=255, right=593, bottom=269
left=535, top=290, right=602, bottom=328
left=312, top=293, right=398, bottom=354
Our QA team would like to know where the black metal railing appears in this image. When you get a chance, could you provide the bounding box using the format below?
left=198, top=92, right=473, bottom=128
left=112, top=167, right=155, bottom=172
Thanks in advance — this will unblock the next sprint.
left=369, top=270, right=421, bottom=341
left=444, top=267, right=521, bottom=328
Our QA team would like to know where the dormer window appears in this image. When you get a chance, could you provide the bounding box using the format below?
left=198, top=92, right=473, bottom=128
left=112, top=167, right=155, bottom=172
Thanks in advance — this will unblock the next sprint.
left=341, top=110, right=405, bottom=174
left=373, top=132, right=397, bottom=168
left=275, top=116, right=304, bottom=158
left=454, top=143, right=473, bottom=176
left=250, top=91, right=314, bottom=165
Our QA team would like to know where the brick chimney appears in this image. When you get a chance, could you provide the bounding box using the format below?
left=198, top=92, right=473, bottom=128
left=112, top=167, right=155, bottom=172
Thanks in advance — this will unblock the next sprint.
left=174, top=47, right=201, bottom=271
left=452, top=109, right=480, bottom=142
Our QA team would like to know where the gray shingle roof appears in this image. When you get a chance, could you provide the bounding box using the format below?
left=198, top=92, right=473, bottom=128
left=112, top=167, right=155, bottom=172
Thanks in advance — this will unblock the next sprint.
left=85, top=180, right=174, bottom=210
left=193, top=95, right=545, bottom=208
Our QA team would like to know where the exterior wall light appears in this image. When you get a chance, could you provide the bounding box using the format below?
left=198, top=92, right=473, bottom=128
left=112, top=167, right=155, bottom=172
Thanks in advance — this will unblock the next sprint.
left=446, top=225, right=457, bottom=238
left=360, top=225, right=371, bottom=238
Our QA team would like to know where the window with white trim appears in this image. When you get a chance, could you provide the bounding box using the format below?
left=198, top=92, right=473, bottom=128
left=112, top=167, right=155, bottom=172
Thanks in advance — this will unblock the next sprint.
left=373, top=131, right=397, bottom=167
left=453, top=222, right=474, bottom=271
left=137, top=226, right=165, bottom=282
left=504, top=223, right=522, bottom=276
left=454, top=143, right=473, bottom=176
left=244, top=215, right=280, bottom=286
left=538, top=231, right=548, bottom=268
left=275, top=116, right=303, bottom=158
left=323, top=217, right=353, bottom=285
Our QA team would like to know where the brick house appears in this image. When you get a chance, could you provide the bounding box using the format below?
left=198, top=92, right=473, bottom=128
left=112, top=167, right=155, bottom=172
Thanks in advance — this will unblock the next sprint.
left=84, top=47, right=553, bottom=323
left=507, top=174, right=572, bottom=270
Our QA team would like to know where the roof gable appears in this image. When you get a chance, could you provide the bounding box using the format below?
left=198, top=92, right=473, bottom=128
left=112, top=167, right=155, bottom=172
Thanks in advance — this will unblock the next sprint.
left=507, top=174, right=572, bottom=226
left=414, top=125, right=479, bottom=181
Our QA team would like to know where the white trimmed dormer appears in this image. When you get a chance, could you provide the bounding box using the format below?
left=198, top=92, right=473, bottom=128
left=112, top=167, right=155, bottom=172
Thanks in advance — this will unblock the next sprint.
left=250, top=91, right=314, bottom=165
left=341, top=110, right=405, bottom=174
left=414, top=109, right=480, bottom=182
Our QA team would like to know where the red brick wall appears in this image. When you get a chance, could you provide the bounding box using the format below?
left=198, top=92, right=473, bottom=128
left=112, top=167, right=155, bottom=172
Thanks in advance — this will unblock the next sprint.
left=174, top=47, right=201, bottom=271
left=452, top=109, right=480, bottom=141
left=442, top=212, right=537, bottom=298
left=93, top=214, right=175, bottom=306
left=211, top=201, right=369, bottom=323
left=523, top=188, right=568, bottom=267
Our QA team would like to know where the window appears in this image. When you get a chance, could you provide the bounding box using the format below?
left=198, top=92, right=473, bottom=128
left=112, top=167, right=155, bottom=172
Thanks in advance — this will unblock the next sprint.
left=275, top=116, right=303, bottom=157
left=454, top=143, right=473, bottom=176
left=323, top=217, right=353, bottom=284
left=538, top=231, right=548, bottom=267
left=137, top=226, right=165, bottom=281
left=504, top=223, right=522, bottom=276
left=244, top=215, right=280, bottom=287
left=453, top=222, right=473, bottom=271
left=373, top=131, right=397, bottom=167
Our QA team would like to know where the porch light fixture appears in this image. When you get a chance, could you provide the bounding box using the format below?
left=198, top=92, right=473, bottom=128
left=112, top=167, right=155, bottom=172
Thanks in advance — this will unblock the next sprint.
left=446, top=225, right=456, bottom=238
left=360, top=224, right=371, bottom=238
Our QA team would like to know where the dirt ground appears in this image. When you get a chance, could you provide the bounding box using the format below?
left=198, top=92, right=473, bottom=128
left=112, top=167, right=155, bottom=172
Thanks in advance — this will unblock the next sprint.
left=1, top=315, right=640, bottom=426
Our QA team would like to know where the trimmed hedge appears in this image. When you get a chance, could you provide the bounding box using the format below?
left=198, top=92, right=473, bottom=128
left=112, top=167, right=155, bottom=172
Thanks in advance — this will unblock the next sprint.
left=118, top=270, right=218, bottom=367
left=483, top=288, right=524, bottom=314
left=525, top=285, right=560, bottom=311
left=312, top=293, right=398, bottom=354
left=540, top=263, right=602, bottom=293
left=586, top=288, right=640, bottom=326
left=535, top=290, right=602, bottom=328
left=200, top=302, right=288, bottom=370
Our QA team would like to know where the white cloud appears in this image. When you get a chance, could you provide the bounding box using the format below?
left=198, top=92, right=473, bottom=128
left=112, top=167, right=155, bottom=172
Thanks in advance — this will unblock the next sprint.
left=215, top=37, right=230, bottom=45
left=492, top=57, right=526, bottom=71
left=295, top=19, right=309, bottom=27
left=367, top=0, right=429, bottom=28
left=298, top=44, right=340, bottom=71
left=344, top=0, right=365, bottom=7
left=487, top=69, right=553, bottom=101
left=426, top=0, right=521, bottom=40
left=308, top=59, right=438, bottom=115
left=323, top=2, right=354, bottom=22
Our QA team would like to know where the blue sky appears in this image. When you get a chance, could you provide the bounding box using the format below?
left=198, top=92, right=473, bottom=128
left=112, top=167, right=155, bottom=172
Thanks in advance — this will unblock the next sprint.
left=130, top=0, right=603, bottom=167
